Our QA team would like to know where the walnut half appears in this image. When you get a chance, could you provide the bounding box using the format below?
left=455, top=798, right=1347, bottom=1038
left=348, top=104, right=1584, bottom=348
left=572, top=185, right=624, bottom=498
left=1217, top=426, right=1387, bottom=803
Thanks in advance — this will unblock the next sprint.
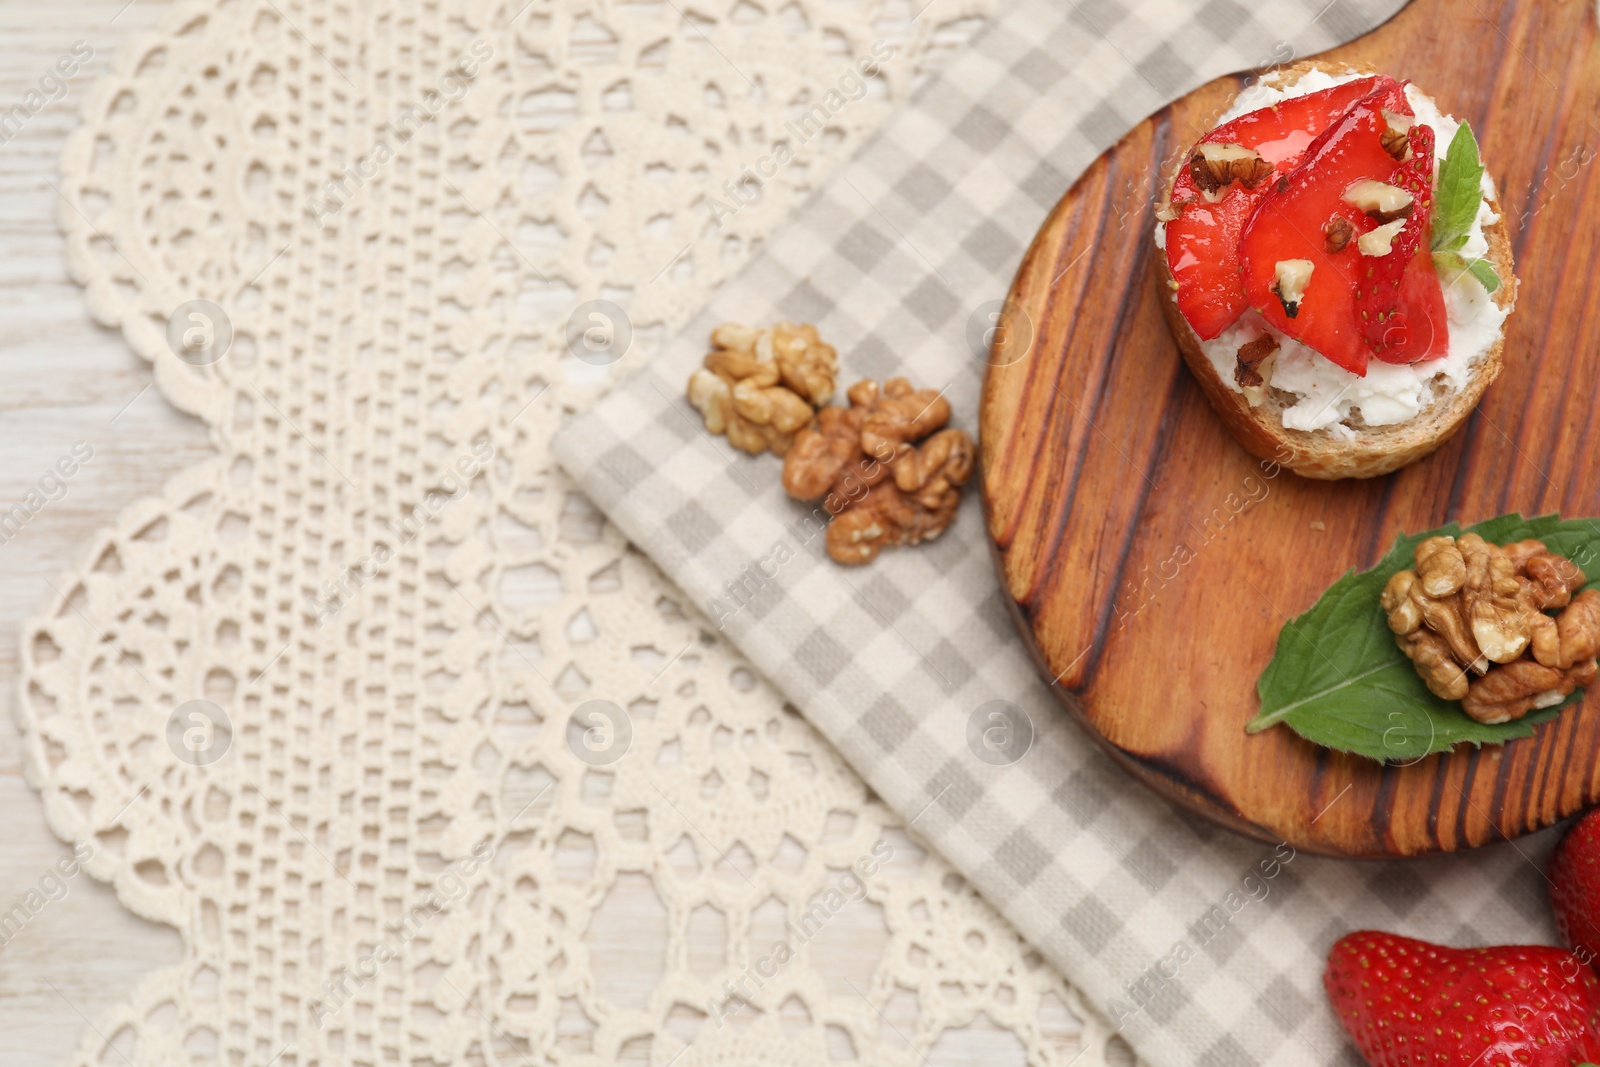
left=1463, top=658, right=1598, bottom=725
left=1530, top=589, right=1600, bottom=670
left=1234, top=335, right=1279, bottom=400
left=1323, top=216, right=1355, bottom=255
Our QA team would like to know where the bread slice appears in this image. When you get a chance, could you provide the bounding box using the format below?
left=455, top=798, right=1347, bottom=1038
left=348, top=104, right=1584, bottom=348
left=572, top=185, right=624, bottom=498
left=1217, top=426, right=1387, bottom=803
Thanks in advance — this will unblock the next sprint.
left=1155, top=61, right=1518, bottom=480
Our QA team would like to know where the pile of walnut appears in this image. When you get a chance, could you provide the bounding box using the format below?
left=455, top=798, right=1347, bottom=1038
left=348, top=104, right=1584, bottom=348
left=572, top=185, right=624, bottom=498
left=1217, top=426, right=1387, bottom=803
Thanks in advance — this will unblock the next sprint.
left=784, top=378, right=974, bottom=565
left=687, top=322, right=839, bottom=455
left=686, top=322, right=974, bottom=565
left=1382, top=533, right=1600, bottom=724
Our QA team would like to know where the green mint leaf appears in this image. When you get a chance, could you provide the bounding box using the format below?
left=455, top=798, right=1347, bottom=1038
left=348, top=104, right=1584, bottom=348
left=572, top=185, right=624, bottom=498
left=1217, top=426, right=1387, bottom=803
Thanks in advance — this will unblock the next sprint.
left=1465, top=257, right=1501, bottom=293
left=1248, top=514, right=1600, bottom=762
left=1430, top=122, right=1487, bottom=254
left=1433, top=250, right=1501, bottom=295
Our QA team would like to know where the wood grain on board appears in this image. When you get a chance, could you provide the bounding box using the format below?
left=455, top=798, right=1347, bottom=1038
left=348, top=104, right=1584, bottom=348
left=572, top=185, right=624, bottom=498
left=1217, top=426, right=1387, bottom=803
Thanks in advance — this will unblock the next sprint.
left=981, top=0, right=1600, bottom=858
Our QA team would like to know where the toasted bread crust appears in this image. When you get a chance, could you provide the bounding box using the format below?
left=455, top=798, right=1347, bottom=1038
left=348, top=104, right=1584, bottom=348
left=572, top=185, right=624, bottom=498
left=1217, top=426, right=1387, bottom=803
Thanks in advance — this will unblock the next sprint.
left=1155, top=61, right=1518, bottom=480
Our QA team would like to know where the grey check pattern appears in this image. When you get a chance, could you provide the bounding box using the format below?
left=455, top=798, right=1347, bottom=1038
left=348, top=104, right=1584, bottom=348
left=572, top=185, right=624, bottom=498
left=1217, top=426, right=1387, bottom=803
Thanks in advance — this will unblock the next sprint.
left=554, top=1, right=1571, bottom=1063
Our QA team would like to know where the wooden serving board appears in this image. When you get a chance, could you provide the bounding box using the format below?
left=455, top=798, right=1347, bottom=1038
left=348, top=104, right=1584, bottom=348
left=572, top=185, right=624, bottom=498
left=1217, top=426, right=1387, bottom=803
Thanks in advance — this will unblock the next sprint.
left=980, top=0, right=1600, bottom=858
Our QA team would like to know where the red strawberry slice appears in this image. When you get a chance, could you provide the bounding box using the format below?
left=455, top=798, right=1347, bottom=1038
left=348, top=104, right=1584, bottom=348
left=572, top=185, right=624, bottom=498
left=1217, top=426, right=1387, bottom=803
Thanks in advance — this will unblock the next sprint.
left=1326, top=931, right=1600, bottom=1067
left=1165, top=76, right=1382, bottom=339
left=1552, top=808, right=1600, bottom=974
left=1238, top=79, right=1416, bottom=376
left=1356, top=123, right=1449, bottom=364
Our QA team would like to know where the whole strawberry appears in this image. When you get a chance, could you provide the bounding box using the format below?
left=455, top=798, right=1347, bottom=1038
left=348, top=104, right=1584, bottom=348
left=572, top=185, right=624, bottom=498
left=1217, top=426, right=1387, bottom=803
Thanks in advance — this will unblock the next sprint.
left=1552, top=808, right=1600, bottom=972
left=1325, top=930, right=1600, bottom=1066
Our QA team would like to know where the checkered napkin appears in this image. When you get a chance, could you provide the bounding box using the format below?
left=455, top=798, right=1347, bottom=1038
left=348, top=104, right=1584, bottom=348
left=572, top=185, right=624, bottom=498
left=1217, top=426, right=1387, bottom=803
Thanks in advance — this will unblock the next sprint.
left=554, top=1, right=1570, bottom=1062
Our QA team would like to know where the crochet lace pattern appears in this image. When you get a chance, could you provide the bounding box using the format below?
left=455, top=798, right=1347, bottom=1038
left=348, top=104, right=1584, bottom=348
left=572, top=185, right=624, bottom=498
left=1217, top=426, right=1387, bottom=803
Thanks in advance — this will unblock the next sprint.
left=24, top=1, right=1120, bottom=1063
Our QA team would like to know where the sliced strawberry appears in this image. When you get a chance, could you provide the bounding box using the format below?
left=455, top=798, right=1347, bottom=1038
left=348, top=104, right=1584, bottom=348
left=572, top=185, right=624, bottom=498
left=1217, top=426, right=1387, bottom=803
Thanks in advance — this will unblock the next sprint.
left=1238, top=79, right=1415, bottom=376
left=1165, top=76, right=1382, bottom=339
left=1355, top=124, right=1449, bottom=364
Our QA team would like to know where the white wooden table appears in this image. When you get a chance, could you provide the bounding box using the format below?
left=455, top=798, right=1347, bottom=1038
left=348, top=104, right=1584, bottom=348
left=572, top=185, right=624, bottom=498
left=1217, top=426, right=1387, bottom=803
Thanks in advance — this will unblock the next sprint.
left=0, top=5, right=1097, bottom=1064
left=0, top=4, right=211, bottom=1064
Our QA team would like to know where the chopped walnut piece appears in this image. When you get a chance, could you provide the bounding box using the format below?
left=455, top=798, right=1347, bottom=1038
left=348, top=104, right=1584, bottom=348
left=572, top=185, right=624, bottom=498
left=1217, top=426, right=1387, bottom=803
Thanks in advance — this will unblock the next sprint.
left=1272, top=259, right=1314, bottom=318
left=1385, top=533, right=1600, bottom=722
left=1379, top=109, right=1413, bottom=162
left=689, top=321, right=839, bottom=455
left=1379, top=127, right=1410, bottom=162
left=1358, top=218, right=1407, bottom=257
left=783, top=377, right=973, bottom=566
left=1160, top=195, right=1198, bottom=223
left=1234, top=335, right=1279, bottom=391
left=1323, top=216, right=1355, bottom=254
left=1189, top=143, right=1274, bottom=194
left=1342, top=179, right=1415, bottom=224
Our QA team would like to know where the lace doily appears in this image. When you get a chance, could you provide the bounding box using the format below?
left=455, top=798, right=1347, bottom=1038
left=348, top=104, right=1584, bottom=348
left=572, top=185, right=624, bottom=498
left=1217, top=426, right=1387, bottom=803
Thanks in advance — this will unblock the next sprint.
left=25, top=0, right=1122, bottom=1063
